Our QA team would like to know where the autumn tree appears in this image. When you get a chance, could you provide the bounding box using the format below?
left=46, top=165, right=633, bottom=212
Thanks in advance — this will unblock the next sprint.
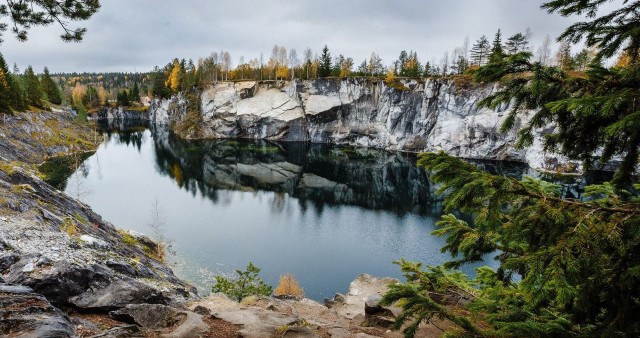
left=274, top=273, right=304, bottom=298
left=368, top=52, right=383, bottom=77
left=556, top=39, right=573, bottom=71
left=535, top=34, right=552, bottom=64
left=288, top=48, right=298, bottom=80
left=303, top=47, right=313, bottom=79
left=222, top=51, right=232, bottom=81
left=98, top=86, right=108, bottom=105
left=165, top=59, right=182, bottom=93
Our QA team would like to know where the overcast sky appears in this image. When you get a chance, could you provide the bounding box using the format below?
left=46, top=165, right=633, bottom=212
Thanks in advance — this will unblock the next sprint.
left=0, top=0, right=620, bottom=74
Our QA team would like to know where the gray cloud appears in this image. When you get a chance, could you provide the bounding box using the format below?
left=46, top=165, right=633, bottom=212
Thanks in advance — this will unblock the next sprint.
left=0, top=0, right=618, bottom=73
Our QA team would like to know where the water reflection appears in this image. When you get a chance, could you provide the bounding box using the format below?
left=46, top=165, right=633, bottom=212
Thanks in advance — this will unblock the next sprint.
left=150, top=126, right=438, bottom=216
left=56, top=123, right=609, bottom=300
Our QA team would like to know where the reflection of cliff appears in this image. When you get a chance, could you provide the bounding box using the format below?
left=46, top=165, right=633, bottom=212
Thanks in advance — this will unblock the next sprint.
left=149, top=126, right=439, bottom=215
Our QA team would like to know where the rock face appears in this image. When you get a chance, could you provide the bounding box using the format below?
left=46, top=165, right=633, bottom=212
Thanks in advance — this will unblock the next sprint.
left=0, top=283, right=74, bottom=337
left=94, top=107, right=148, bottom=122
left=149, top=79, right=578, bottom=173
left=0, top=109, right=200, bottom=337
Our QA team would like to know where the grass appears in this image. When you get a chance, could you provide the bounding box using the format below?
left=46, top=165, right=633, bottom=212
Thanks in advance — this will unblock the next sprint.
left=62, top=217, right=78, bottom=237
left=118, top=231, right=140, bottom=247
left=0, top=161, right=16, bottom=175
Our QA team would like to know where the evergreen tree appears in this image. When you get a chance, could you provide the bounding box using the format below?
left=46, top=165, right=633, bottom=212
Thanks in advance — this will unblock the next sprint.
left=383, top=1, right=640, bottom=337
left=470, top=35, right=490, bottom=66
left=0, top=68, right=11, bottom=115
left=0, top=53, right=24, bottom=111
left=40, top=67, right=61, bottom=104
left=151, top=71, right=170, bottom=99
left=489, top=29, right=505, bottom=62
left=331, top=55, right=343, bottom=77
left=403, top=51, right=422, bottom=78
left=129, top=82, right=140, bottom=102
left=396, top=50, right=409, bottom=76
left=82, top=85, right=99, bottom=108
left=505, top=32, right=529, bottom=54
left=318, top=45, right=332, bottom=77
left=23, top=66, right=42, bottom=108
left=116, top=89, right=130, bottom=107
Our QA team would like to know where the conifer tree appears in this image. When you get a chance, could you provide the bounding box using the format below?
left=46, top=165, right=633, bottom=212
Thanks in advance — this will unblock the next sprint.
left=151, top=71, right=169, bottom=99
left=0, top=68, right=11, bottom=115
left=0, top=53, right=23, bottom=111
left=23, top=66, right=42, bottom=108
left=116, top=89, right=129, bottom=107
left=384, top=1, right=640, bottom=337
left=40, top=67, right=61, bottom=104
left=505, top=32, right=529, bottom=54
left=470, top=35, right=490, bottom=66
left=129, top=82, right=140, bottom=102
left=318, top=45, right=332, bottom=78
left=0, top=0, right=100, bottom=44
left=489, top=29, right=505, bottom=62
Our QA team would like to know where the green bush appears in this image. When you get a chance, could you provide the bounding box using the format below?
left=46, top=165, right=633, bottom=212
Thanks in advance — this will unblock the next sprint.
left=211, top=262, right=273, bottom=302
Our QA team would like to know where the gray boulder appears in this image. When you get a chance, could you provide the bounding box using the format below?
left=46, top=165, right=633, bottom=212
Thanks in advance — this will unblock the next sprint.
left=0, top=283, right=74, bottom=338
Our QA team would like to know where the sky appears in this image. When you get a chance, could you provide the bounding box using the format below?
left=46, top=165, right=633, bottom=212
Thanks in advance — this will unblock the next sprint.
left=0, top=0, right=621, bottom=74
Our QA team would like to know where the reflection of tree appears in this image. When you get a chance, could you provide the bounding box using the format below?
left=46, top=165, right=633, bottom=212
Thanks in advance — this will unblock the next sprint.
left=68, top=146, right=91, bottom=200
left=97, top=119, right=147, bottom=152
left=149, top=129, right=441, bottom=216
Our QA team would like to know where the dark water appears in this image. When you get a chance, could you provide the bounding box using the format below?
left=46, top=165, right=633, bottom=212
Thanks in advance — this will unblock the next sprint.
left=58, top=122, right=600, bottom=300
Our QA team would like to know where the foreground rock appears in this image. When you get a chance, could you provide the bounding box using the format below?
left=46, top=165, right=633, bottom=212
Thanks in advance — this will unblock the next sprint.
left=189, top=274, right=450, bottom=337
left=0, top=283, right=74, bottom=337
left=150, top=78, right=582, bottom=173
left=0, top=110, right=200, bottom=337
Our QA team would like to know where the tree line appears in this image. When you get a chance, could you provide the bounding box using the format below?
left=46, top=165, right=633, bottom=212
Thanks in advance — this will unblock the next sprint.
left=148, top=27, right=611, bottom=100
left=0, top=53, right=147, bottom=119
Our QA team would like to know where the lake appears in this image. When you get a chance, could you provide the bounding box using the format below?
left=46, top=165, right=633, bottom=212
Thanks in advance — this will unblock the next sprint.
left=56, top=121, right=597, bottom=301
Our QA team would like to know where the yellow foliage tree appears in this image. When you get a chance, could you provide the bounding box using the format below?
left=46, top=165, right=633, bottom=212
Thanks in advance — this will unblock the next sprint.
left=166, top=59, right=182, bottom=93
left=385, top=67, right=396, bottom=82
left=276, top=65, right=289, bottom=79
left=72, top=82, right=85, bottom=107
left=98, top=86, right=108, bottom=105
left=273, top=273, right=304, bottom=298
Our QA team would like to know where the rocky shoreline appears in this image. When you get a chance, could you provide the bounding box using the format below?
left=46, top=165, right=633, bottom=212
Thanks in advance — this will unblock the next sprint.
left=0, top=110, right=435, bottom=337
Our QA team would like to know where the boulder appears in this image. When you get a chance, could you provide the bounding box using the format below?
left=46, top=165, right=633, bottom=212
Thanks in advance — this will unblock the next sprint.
left=0, top=283, right=74, bottom=337
left=281, top=325, right=320, bottom=338
left=109, top=304, right=180, bottom=329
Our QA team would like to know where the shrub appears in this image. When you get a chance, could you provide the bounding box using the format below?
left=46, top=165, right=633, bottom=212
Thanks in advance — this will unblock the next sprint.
left=211, top=262, right=273, bottom=302
left=274, top=273, right=304, bottom=298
